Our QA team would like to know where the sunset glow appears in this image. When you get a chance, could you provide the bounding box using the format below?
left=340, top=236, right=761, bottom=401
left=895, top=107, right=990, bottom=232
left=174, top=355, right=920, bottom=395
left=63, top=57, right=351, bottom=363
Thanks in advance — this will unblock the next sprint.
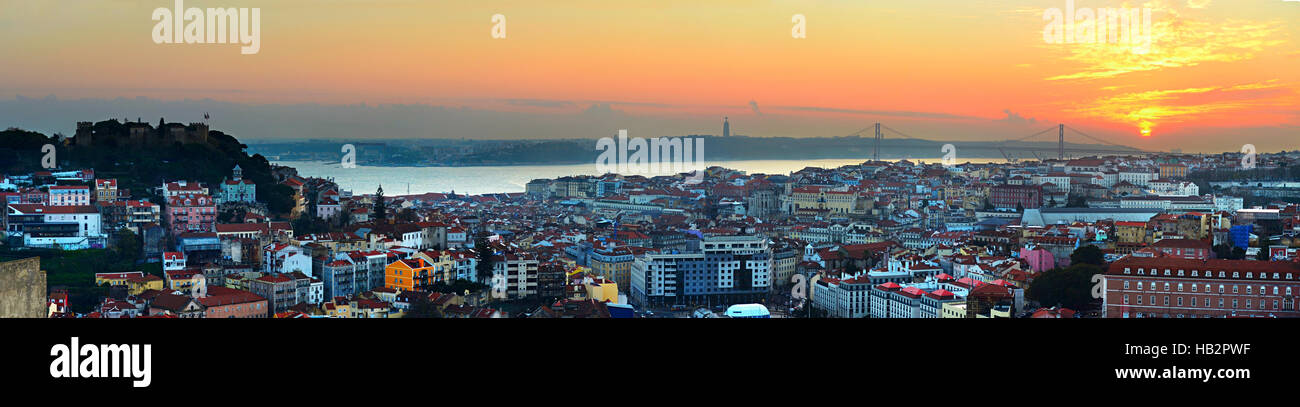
left=0, top=0, right=1296, bottom=152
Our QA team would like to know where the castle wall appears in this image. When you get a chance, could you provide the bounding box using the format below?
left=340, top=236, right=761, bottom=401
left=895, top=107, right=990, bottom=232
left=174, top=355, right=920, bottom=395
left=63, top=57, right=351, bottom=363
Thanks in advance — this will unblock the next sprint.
left=0, top=257, right=46, bottom=318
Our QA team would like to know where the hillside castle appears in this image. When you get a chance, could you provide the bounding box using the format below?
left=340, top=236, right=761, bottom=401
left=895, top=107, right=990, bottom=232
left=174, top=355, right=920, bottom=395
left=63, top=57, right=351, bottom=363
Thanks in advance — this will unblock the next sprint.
left=74, top=120, right=210, bottom=147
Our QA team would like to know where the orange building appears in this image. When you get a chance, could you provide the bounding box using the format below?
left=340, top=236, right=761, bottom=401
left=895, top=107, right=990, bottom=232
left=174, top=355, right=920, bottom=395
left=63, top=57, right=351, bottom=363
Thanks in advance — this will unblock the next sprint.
left=1159, top=163, right=1188, bottom=179
left=385, top=258, right=436, bottom=292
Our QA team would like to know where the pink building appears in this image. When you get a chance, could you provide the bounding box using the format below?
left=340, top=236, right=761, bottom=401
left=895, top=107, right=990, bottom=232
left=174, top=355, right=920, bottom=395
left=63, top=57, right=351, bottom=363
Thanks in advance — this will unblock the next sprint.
left=200, top=286, right=269, bottom=318
left=47, top=185, right=90, bottom=206
left=1019, top=246, right=1056, bottom=272
left=165, top=193, right=216, bottom=236
left=1150, top=238, right=1211, bottom=260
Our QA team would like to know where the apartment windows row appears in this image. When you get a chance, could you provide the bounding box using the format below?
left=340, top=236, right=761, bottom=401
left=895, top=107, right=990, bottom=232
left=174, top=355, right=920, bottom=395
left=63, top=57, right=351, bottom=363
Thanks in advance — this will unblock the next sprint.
left=1122, top=267, right=1296, bottom=281
left=1120, top=280, right=1294, bottom=296
left=1121, top=294, right=1290, bottom=311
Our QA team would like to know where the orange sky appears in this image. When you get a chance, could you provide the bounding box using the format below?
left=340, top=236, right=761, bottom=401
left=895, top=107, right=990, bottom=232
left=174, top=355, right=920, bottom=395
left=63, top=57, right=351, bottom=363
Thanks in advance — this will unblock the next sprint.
left=1, top=0, right=1297, bottom=152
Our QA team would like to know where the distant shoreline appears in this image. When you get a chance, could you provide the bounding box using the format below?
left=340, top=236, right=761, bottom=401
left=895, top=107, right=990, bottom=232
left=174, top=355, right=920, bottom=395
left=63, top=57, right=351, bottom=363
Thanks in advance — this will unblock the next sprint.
left=270, top=156, right=1010, bottom=169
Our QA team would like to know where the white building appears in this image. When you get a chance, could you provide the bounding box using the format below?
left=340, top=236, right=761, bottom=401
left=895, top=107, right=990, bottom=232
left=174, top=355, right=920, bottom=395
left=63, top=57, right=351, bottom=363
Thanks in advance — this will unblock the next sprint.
left=264, top=243, right=313, bottom=276
left=1118, top=169, right=1157, bottom=187
left=5, top=204, right=103, bottom=249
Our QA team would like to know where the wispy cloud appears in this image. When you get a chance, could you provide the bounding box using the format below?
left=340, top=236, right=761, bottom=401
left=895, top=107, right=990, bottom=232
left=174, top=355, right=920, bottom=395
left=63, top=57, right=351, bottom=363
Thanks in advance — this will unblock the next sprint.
left=1044, top=2, right=1288, bottom=81
left=1069, top=80, right=1298, bottom=136
left=995, top=109, right=1038, bottom=125
left=771, top=105, right=983, bottom=121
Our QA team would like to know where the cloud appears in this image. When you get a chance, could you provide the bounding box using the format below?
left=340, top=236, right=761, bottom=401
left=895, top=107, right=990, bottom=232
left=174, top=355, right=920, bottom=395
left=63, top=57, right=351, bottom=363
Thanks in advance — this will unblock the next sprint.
left=580, top=103, right=623, bottom=116
left=1186, top=0, right=1211, bottom=9
left=995, top=109, right=1038, bottom=125
left=749, top=100, right=762, bottom=116
left=1068, top=80, right=1298, bottom=136
left=771, top=105, right=983, bottom=121
left=1044, top=2, right=1288, bottom=81
left=504, top=99, right=575, bottom=109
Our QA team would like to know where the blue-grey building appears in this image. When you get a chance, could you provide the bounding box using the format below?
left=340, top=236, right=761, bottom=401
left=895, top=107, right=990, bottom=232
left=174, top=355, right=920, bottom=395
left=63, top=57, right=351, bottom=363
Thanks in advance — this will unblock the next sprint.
left=630, top=235, right=771, bottom=307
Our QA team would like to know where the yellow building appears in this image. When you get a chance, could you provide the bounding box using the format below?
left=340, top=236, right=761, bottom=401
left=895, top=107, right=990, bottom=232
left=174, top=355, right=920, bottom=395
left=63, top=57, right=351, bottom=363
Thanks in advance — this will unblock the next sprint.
left=589, top=248, right=635, bottom=291
left=789, top=186, right=858, bottom=215
left=165, top=270, right=202, bottom=291
left=1115, top=221, right=1150, bottom=244
left=1159, top=163, right=1188, bottom=179
left=585, top=277, right=619, bottom=304
left=413, top=250, right=457, bottom=284
left=125, top=274, right=164, bottom=295
left=95, top=271, right=144, bottom=287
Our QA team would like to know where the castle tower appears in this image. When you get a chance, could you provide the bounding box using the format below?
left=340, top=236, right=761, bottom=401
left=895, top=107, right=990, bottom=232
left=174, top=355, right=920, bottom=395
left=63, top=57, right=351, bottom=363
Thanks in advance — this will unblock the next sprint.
left=127, top=123, right=151, bottom=146
left=74, top=122, right=93, bottom=146
left=187, top=122, right=209, bottom=145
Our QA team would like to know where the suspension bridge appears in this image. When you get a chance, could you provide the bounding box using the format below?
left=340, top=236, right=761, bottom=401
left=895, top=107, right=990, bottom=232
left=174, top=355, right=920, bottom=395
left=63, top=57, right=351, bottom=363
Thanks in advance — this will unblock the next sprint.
left=846, top=122, right=1154, bottom=162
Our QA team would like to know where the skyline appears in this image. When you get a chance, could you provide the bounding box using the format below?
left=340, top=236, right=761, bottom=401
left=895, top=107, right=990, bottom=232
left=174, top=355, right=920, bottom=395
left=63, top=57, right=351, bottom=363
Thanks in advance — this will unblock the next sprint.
left=1, top=0, right=1297, bottom=153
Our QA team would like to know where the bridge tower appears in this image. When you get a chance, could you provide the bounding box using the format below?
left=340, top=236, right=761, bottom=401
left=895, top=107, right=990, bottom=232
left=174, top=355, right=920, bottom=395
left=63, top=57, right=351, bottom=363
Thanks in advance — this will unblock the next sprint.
left=873, top=122, right=882, bottom=162
left=1058, top=124, right=1065, bottom=160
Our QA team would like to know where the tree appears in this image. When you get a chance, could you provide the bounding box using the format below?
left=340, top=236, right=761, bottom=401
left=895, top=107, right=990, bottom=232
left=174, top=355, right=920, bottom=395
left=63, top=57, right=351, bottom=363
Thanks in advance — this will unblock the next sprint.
left=373, top=185, right=387, bottom=222
left=1214, top=244, right=1247, bottom=260
left=265, top=184, right=297, bottom=215
left=475, top=233, right=495, bottom=283
left=403, top=294, right=443, bottom=318
left=1027, top=263, right=1101, bottom=310
left=113, top=228, right=142, bottom=265
left=1015, top=202, right=1024, bottom=213
left=1066, top=195, right=1088, bottom=208
left=844, top=262, right=861, bottom=275
left=1070, top=244, right=1105, bottom=267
